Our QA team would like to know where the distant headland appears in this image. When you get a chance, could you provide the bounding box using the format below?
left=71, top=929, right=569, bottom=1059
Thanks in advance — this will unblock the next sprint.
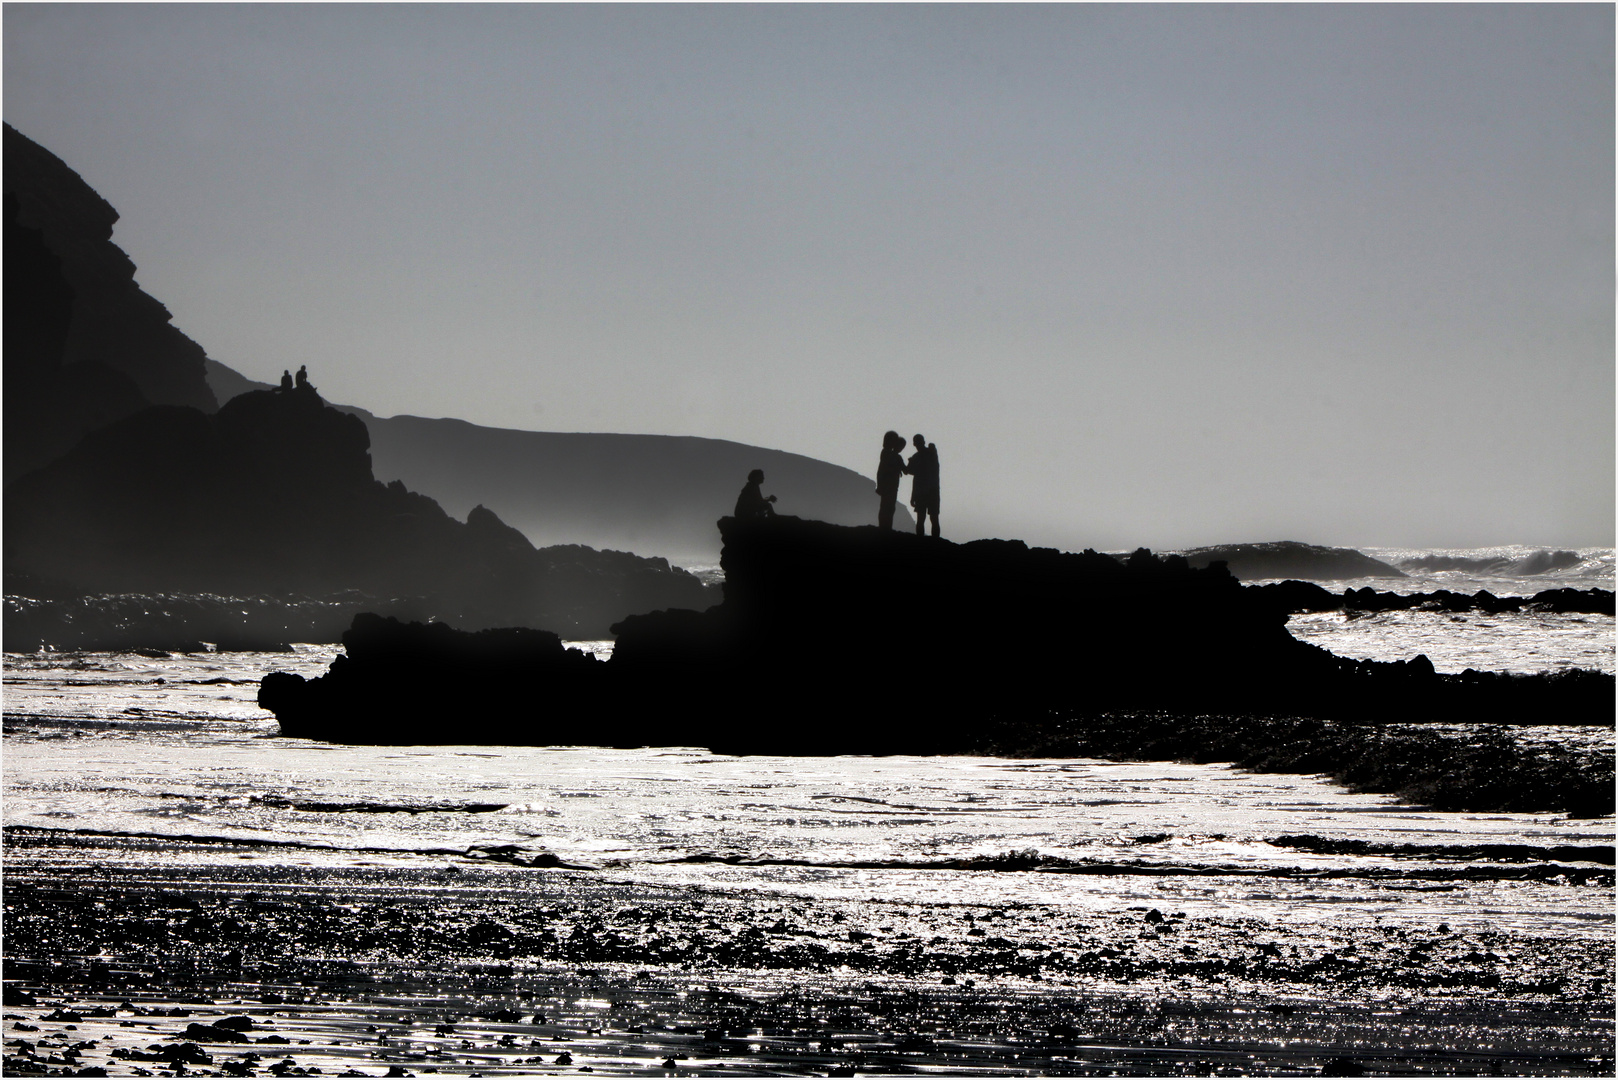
left=0, top=121, right=880, bottom=639
left=1178, top=541, right=1405, bottom=581
left=204, top=359, right=910, bottom=563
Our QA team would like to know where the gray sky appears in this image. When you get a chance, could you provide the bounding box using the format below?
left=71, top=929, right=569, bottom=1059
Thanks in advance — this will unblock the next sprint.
left=6, top=4, right=1612, bottom=550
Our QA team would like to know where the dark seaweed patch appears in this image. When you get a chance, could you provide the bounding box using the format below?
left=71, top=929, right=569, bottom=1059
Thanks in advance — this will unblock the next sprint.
left=154, top=791, right=510, bottom=815
left=973, top=713, right=1615, bottom=817
left=651, top=849, right=1613, bottom=886
left=3, top=825, right=587, bottom=869
left=1267, top=835, right=1616, bottom=865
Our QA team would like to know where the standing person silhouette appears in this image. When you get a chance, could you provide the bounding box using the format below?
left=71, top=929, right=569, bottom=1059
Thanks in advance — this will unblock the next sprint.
left=906, top=433, right=940, bottom=537
left=734, top=469, right=777, bottom=520
left=875, top=431, right=906, bottom=531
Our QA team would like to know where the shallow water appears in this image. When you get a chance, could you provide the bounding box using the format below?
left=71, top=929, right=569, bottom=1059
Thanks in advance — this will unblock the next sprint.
left=1286, top=609, right=1616, bottom=675
left=5, top=640, right=1614, bottom=1075
left=4, top=649, right=1611, bottom=944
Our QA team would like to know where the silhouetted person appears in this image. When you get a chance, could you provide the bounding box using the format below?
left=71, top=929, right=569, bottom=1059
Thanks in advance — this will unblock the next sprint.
left=279, top=370, right=293, bottom=392
left=875, top=430, right=906, bottom=531
left=295, top=364, right=310, bottom=392
left=906, top=433, right=940, bottom=537
left=734, top=468, right=777, bottom=520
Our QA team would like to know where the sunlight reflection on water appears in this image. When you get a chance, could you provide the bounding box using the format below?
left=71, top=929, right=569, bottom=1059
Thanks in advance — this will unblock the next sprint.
left=5, top=650, right=1613, bottom=941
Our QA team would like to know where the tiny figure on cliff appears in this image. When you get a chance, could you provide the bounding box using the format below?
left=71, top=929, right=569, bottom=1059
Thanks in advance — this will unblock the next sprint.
left=295, top=364, right=311, bottom=392
left=906, top=433, right=941, bottom=538
left=734, top=469, right=777, bottom=520
left=279, top=370, right=293, bottom=392
left=875, top=430, right=906, bottom=531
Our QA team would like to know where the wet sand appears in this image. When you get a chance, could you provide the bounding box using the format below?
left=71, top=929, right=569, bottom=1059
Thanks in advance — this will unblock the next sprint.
left=4, top=831, right=1612, bottom=1077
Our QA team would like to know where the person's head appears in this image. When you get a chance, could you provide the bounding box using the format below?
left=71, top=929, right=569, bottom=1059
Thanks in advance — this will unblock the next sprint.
left=884, top=430, right=903, bottom=452
left=913, top=434, right=926, bottom=450
left=748, top=469, right=765, bottom=484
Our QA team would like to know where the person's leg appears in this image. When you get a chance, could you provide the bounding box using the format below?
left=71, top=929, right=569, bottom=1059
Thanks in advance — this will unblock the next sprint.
left=914, top=506, right=925, bottom=536
left=918, top=496, right=939, bottom=537
left=879, top=494, right=895, bottom=530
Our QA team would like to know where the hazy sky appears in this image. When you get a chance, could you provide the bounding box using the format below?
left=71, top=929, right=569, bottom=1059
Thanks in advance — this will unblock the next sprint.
left=6, top=4, right=1613, bottom=550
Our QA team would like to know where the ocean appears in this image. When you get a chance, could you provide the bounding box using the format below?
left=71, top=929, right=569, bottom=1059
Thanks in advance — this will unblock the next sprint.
left=2, top=545, right=1613, bottom=1075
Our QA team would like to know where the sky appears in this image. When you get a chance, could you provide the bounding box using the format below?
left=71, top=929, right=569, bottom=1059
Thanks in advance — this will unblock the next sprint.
left=5, top=4, right=1613, bottom=551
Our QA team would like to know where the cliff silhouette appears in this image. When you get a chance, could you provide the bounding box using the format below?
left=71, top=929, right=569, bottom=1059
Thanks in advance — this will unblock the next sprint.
left=205, top=360, right=912, bottom=562
left=4, top=124, right=216, bottom=481
left=4, top=382, right=714, bottom=638
left=4, top=189, right=150, bottom=483
left=5, top=126, right=921, bottom=641
left=259, top=516, right=1614, bottom=752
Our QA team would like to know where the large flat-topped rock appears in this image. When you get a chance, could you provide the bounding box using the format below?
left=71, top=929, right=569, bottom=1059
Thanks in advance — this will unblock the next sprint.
left=259, top=516, right=1614, bottom=750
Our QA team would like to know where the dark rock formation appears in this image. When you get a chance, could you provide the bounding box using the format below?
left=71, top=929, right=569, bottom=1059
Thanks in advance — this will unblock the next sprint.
left=1518, top=587, right=1615, bottom=614
left=4, top=124, right=215, bottom=483
left=260, top=615, right=603, bottom=742
left=1339, top=585, right=1615, bottom=616
left=203, top=358, right=912, bottom=561
left=1243, top=579, right=1344, bottom=615
left=1180, top=541, right=1405, bottom=581
left=4, top=191, right=150, bottom=482
left=1247, top=582, right=1615, bottom=618
left=4, top=386, right=716, bottom=639
left=258, top=517, right=1614, bottom=749
left=4, top=129, right=714, bottom=641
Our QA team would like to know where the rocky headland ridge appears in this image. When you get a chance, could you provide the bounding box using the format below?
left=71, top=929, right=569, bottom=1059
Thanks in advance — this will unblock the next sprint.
left=1248, top=580, right=1614, bottom=618
left=3, top=123, right=713, bottom=639
left=4, top=123, right=216, bottom=484
left=4, top=123, right=880, bottom=645
left=4, top=384, right=715, bottom=639
left=204, top=359, right=912, bottom=561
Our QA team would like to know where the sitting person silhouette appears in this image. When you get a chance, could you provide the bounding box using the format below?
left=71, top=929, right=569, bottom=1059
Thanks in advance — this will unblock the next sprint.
left=734, top=469, right=777, bottom=520
left=875, top=430, right=906, bottom=531
left=279, top=370, right=294, bottom=392
left=294, top=364, right=311, bottom=392
left=906, top=433, right=941, bottom=538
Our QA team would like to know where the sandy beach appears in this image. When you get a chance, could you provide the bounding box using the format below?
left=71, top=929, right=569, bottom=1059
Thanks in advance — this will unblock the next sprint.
left=5, top=830, right=1612, bottom=1078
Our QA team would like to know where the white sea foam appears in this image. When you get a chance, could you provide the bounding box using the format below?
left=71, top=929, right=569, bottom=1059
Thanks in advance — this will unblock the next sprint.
left=1330, top=545, right=1612, bottom=597
left=1287, top=609, right=1615, bottom=675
